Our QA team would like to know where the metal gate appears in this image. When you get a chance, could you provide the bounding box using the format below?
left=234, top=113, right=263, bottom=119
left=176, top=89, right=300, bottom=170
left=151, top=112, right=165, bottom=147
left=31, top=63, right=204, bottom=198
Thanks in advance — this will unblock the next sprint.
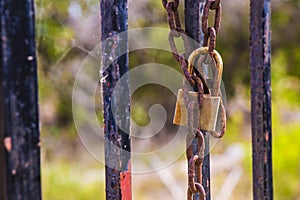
left=0, top=0, right=272, bottom=200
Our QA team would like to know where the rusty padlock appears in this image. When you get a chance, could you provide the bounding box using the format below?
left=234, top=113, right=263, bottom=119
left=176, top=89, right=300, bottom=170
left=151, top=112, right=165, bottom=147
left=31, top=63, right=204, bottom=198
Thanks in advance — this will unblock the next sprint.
left=173, top=47, right=223, bottom=131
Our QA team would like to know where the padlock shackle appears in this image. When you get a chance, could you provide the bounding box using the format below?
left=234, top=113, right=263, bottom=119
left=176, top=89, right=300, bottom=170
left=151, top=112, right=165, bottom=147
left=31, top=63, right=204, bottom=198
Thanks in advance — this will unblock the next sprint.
left=188, top=47, right=223, bottom=96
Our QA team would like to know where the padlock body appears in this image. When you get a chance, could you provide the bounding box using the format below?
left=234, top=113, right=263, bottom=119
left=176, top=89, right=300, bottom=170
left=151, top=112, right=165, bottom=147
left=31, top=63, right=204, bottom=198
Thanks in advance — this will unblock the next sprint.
left=173, top=89, right=220, bottom=131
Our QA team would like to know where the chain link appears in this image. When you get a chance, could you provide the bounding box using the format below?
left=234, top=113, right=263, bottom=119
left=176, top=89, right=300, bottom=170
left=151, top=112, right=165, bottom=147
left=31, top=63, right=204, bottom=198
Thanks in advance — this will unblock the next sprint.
left=204, top=27, right=217, bottom=54
left=202, top=2, right=221, bottom=37
left=202, top=0, right=222, bottom=55
left=210, top=0, right=221, bottom=10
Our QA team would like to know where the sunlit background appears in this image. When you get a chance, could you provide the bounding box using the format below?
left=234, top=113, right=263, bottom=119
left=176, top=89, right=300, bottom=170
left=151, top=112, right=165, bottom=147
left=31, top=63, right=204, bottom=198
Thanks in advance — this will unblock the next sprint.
left=36, top=0, right=300, bottom=199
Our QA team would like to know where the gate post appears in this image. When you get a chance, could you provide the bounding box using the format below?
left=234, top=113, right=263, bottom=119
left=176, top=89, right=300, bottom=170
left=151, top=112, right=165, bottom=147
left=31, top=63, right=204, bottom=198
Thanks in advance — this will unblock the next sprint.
left=101, top=0, right=131, bottom=199
left=250, top=0, right=273, bottom=199
left=185, top=1, right=210, bottom=199
left=0, top=0, right=42, bottom=199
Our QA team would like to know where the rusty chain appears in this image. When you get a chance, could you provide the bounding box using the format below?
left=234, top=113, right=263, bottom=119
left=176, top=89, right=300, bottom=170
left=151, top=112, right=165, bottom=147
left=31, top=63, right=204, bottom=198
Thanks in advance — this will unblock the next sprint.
left=201, top=0, right=227, bottom=139
left=182, top=75, right=207, bottom=200
left=162, top=0, right=194, bottom=86
left=202, top=0, right=222, bottom=54
left=163, top=0, right=223, bottom=199
left=186, top=100, right=206, bottom=200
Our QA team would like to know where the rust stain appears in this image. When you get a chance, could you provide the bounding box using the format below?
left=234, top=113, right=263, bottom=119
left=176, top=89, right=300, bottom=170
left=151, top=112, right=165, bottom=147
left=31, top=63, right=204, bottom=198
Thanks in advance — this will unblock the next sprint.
left=264, top=151, right=268, bottom=163
left=120, top=160, right=132, bottom=200
left=265, top=132, right=269, bottom=141
left=4, top=137, right=12, bottom=152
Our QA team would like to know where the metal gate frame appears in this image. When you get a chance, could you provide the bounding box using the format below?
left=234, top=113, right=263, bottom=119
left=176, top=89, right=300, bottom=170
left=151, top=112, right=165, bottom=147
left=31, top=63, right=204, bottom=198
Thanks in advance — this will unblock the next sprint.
left=0, top=0, right=273, bottom=200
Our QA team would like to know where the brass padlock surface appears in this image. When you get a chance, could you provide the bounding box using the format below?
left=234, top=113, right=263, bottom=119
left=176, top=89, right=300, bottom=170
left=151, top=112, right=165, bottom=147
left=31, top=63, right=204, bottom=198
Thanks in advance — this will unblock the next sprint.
left=173, top=89, right=220, bottom=131
left=173, top=47, right=224, bottom=131
left=188, top=47, right=223, bottom=96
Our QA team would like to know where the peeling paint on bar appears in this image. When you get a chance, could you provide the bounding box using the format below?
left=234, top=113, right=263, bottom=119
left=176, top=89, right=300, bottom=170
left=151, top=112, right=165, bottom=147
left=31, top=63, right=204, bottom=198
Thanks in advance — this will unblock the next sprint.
left=101, top=0, right=131, bottom=199
left=250, top=0, right=273, bottom=199
left=0, top=0, right=41, bottom=199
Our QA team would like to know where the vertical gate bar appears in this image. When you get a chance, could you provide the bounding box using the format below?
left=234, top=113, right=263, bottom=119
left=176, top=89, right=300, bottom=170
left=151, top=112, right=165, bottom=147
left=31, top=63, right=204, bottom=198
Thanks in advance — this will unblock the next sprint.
left=0, top=0, right=42, bottom=200
left=185, top=0, right=206, bottom=52
left=101, top=0, right=131, bottom=200
left=250, top=0, right=273, bottom=199
left=185, top=1, right=210, bottom=200
left=0, top=19, right=6, bottom=197
left=0, top=72, right=6, bottom=200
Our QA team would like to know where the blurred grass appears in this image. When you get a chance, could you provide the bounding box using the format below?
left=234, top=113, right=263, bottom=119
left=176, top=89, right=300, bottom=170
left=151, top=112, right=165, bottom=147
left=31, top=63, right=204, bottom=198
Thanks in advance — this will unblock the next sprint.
left=42, top=161, right=105, bottom=200
left=41, top=144, right=105, bottom=200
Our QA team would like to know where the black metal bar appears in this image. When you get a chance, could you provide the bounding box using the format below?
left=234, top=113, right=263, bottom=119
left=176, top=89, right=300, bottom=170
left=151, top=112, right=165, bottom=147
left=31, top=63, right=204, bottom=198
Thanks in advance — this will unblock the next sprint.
left=0, top=71, right=6, bottom=200
left=101, top=0, right=131, bottom=199
left=185, top=0, right=206, bottom=53
left=0, top=24, right=6, bottom=200
left=185, top=1, right=210, bottom=200
left=250, top=0, right=273, bottom=199
left=0, top=0, right=42, bottom=200
left=201, top=132, right=210, bottom=200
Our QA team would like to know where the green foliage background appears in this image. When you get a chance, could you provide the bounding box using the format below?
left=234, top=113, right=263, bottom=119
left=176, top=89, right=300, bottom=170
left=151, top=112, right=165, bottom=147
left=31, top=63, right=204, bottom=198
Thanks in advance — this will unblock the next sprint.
left=36, top=0, right=300, bottom=199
